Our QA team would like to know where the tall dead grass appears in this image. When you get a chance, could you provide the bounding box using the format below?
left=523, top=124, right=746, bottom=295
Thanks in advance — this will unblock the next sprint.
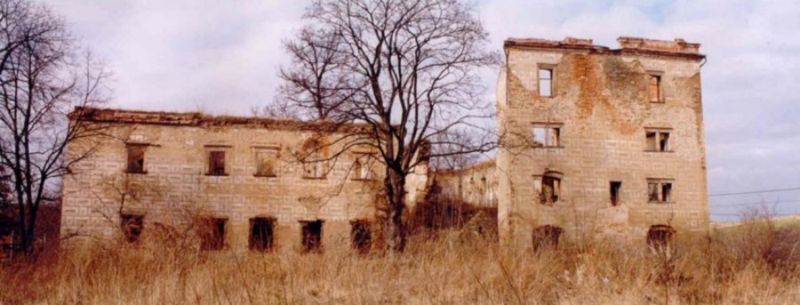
left=1, top=218, right=799, bottom=305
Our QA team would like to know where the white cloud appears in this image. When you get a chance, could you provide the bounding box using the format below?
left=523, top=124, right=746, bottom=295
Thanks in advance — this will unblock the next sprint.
left=43, top=0, right=305, bottom=114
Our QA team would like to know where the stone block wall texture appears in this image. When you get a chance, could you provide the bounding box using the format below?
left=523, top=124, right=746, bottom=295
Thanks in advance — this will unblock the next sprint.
left=432, top=160, right=497, bottom=208
left=60, top=109, right=430, bottom=252
left=495, top=37, right=710, bottom=248
left=60, top=36, right=710, bottom=253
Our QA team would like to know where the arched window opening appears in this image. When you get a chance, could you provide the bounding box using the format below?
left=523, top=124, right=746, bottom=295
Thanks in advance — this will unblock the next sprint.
left=301, top=138, right=327, bottom=179
left=647, top=225, right=675, bottom=250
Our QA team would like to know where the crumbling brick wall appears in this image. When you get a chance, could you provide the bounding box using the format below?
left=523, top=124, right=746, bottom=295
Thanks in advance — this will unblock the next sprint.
left=496, top=37, right=710, bottom=249
left=431, top=160, right=498, bottom=208
left=60, top=108, right=408, bottom=252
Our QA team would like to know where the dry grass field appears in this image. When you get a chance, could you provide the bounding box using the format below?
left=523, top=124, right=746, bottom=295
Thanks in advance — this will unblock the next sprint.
left=1, top=217, right=799, bottom=305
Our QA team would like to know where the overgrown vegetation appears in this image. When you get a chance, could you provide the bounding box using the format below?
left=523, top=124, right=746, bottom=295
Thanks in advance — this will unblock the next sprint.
left=2, top=215, right=798, bottom=305
left=275, top=0, right=498, bottom=251
left=0, top=0, right=107, bottom=256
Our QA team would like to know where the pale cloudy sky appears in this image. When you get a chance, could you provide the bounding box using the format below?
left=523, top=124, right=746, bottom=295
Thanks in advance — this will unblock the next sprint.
left=41, top=0, right=800, bottom=221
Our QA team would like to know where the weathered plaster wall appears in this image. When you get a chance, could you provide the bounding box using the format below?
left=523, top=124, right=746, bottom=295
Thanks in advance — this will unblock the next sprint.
left=433, top=161, right=498, bottom=208
left=61, top=113, right=394, bottom=252
left=496, top=37, right=710, bottom=248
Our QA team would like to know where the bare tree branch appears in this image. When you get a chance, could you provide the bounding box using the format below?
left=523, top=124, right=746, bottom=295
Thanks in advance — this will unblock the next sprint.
left=0, top=0, right=109, bottom=256
left=277, top=0, right=499, bottom=251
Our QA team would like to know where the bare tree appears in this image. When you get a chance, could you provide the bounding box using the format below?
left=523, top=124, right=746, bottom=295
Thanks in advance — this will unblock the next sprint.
left=275, top=27, right=360, bottom=121
left=0, top=0, right=108, bottom=256
left=426, top=131, right=487, bottom=171
left=279, top=0, right=497, bottom=251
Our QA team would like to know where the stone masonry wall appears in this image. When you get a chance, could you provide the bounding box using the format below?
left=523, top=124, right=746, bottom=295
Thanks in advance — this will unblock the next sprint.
left=496, top=37, right=710, bottom=248
left=432, top=160, right=498, bottom=208
left=60, top=111, right=420, bottom=253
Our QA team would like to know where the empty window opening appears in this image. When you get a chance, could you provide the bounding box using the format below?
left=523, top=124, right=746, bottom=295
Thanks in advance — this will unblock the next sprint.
left=255, top=149, right=278, bottom=177
left=301, top=148, right=326, bottom=179
left=300, top=220, right=323, bottom=253
left=200, top=218, right=226, bottom=251
left=301, top=139, right=327, bottom=179
left=648, top=74, right=662, bottom=102
left=350, top=220, right=371, bottom=254
left=661, top=183, right=672, bottom=202
left=126, top=144, right=146, bottom=174
left=542, top=176, right=560, bottom=204
left=249, top=217, right=275, bottom=252
left=208, top=151, right=226, bottom=176
left=648, top=179, right=673, bottom=204
left=646, top=131, right=657, bottom=150
left=303, top=158, right=326, bottom=178
left=534, top=171, right=562, bottom=205
left=645, top=130, right=670, bottom=152
left=648, top=182, right=658, bottom=202
left=647, top=225, right=675, bottom=249
left=610, top=181, right=622, bottom=206
left=532, top=128, right=546, bottom=146
left=659, top=132, right=670, bottom=151
left=538, top=68, right=553, bottom=97
left=120, top=214, right=143, bottom=243
left=359, top=161, right=371, bottom=180
left=352, top=160, right=363, bottom=180
left=532, top=225, right=563, bottom=252
left=531, top=125, right=561, bottom=147
left=352, top=154, right=374, bottom=180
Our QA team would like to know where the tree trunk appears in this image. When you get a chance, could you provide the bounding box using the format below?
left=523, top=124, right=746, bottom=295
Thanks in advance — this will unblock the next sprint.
left=24, top=205, right=37, bottom=256
left=384, top=169, right=407, bottom=252
left=15, top=203, right=35, bottom=256
left=16, top=204, right=29, bottom=255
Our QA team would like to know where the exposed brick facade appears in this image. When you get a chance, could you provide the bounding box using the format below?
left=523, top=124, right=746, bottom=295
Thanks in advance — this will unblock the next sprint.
left=432, top=160, right=497, bottom=208
left=60, top=108, right=428, bottom=252
left=60, top=35, right=711, bottom=252
left=496, top=37, right=710, bottom=248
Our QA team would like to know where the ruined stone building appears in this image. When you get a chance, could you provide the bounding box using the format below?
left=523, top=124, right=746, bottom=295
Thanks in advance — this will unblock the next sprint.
left=431, top=160, right=498, bottom=208
left=59, top=35, right=711, bottom=253
left=60, top=108, right=427, bottom=253
left=495, top=37, right=710, bottom=249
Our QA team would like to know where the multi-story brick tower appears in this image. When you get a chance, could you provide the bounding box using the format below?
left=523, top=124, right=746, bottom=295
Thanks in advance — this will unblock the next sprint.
left=495, top=37, right=709, bottom=249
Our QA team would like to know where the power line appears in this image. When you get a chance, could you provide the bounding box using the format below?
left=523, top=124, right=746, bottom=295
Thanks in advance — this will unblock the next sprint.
left=710, top=211, right=799, bottom=217
left=708, top=187, right=800, bottom=197
left=710, top=199, right=800, bottom=207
